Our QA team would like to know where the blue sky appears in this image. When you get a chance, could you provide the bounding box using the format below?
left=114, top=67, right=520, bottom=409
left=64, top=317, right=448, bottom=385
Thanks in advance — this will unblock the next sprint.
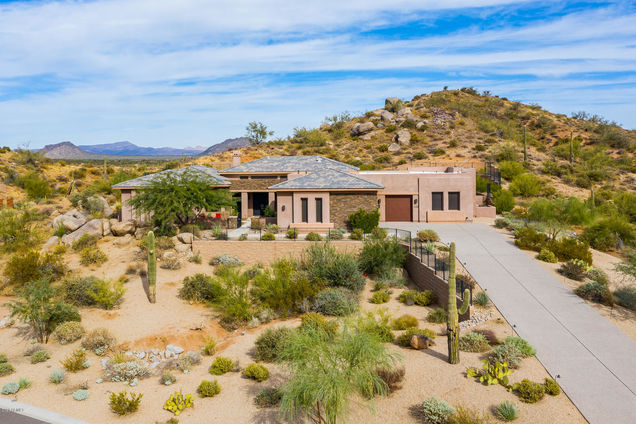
left=0, top=0, right=634, bottom=149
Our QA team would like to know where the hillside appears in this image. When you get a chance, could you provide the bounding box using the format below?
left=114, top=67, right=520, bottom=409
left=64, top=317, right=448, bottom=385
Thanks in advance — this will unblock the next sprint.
left=198, top=89, right=636, bottom=197
left=41, top=141, right=100, bottom=159
left=79, top=141, right=203, bottom=156
left=198, top=136, right=250, bottom=156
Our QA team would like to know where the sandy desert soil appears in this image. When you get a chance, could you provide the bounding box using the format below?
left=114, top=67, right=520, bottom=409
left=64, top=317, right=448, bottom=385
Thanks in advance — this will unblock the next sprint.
left=0, top=238, right=586, bottom=423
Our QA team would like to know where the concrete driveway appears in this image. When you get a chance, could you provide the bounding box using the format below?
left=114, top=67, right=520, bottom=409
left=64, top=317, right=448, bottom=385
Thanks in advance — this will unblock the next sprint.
left=385, top=222, right=636, bottom=424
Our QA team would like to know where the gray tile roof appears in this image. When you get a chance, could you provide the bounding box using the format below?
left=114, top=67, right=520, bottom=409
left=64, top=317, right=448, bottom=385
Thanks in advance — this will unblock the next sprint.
left=222, top=155, right=358, bottom=173
left=268, top=169, right=383, bottom=190
left=112, top=165, right=229, bottom=189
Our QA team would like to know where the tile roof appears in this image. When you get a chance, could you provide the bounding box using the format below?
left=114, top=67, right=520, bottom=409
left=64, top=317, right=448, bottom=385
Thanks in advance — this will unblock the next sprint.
left=111, top=165, right=229, bottom=189
left=268, top=169, right=383, bottom=190
left=222, top=155, right=358, bottom=173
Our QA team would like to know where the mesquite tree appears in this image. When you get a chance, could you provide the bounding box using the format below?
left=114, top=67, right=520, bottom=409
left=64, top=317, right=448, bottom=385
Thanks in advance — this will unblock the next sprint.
left=447, top=242, right=470, bottom=364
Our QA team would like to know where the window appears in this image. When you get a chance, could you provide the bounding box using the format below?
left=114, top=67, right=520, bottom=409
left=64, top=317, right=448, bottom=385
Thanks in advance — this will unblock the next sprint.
left=301, top=198, right=308, bottom=223
left=448, top=192, right=460, bottom=210
left=432, top=192, right=444, bottom=211
left=239, top=176, right=248, bottom=180
left=316, top=198, right=323, bottom=223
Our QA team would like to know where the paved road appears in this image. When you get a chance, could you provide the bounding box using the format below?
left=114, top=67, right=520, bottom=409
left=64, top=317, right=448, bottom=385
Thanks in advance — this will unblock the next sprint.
left=0, top=399, right=91, bottom=424
left=387, top=222, right=636, bottom=424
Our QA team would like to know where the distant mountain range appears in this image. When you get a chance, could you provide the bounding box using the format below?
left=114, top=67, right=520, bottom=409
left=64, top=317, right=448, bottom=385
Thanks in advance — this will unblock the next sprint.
left=40, top=138, right=250, bottom=159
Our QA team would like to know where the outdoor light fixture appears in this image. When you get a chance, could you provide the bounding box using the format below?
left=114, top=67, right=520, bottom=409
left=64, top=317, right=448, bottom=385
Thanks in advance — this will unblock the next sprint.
left=377, top=199, right=381, bottom=206
left=414, top=198, right=418, bottom=205
left=281, top=205, right=285, bottom=211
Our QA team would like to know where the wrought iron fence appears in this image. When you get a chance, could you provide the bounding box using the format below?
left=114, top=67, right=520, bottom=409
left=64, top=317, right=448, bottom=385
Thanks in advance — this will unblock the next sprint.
left=482, top=162, right=502, bottom=185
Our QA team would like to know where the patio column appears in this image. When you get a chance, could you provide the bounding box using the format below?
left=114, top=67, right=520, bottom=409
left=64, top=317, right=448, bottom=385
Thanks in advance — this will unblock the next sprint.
left=241, top=192, right=249, bottom=218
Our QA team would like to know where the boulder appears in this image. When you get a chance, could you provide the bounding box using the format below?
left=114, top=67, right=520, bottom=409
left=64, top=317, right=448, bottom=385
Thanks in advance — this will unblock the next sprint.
left=101, top=219, right=112, bottom=237
left=388, top=143, right=401, bottom=152
left=114, top=234, right=133, bottom=246
left=134, top=227, right=148, bottom=240
left=165, top=344, right=184, bottom=356
left=350, top=122, right=375, bottom=137
left=397, top=107, right=412, bottom=116
left=410, top=335, right=436, bottom=350
left=61, top=219, right=103, bottom=245
left=42, top=236, right=60, bottom=250
left=380, top=110, right=394, bottom=122
left=110, top=220, right=136, bottom=236
left=394, top=129, right=411, bottom=146
left=416, top=121, right=428, bottom=130
left=359, top=131, right=378, bottom=141
left=376, top=122, right=385, bottom=129
left=177, top=232, right=193, bottom=244
left=175, top=244, right=191, bottom=254
left=52, top=209, right=87, bottom=232
left=385, top=97, right=401, bottom=108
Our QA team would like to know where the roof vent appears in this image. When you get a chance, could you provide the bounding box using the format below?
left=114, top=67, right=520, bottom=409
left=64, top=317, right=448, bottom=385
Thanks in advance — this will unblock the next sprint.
left=445, top=166, right=454, bottom=173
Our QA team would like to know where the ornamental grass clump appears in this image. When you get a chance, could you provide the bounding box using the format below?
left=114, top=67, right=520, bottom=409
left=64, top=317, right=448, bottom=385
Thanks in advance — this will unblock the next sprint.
left=244, top=363, right=270, bottom=382
left=49, top=369, right=65, bottom=384
left=31, top=349, right=50, bottom=364
left=61, top=349, right=89, bottom=372
left=197, top=379, right=221, bottom=397
left=496, top=401, right=519, bottom=421
left=458, top=332, right=491, bottom=353
left=426, top=308, right=448, bottom=324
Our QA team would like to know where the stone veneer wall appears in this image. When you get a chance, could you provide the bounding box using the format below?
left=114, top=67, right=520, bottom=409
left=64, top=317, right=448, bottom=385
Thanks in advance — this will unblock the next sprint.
left=404, top=250, right=470, bottom=322
left=329, top=192, right=378, bottom=229
left=227, top=178, right=282, bottom=191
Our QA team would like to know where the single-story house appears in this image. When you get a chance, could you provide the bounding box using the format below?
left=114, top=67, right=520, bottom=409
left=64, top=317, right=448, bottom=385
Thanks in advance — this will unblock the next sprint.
left=112, top=152, right=495, bottom=231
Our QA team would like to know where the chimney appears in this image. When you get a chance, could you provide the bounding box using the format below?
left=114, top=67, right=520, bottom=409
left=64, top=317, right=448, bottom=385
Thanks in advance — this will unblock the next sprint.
left=232, top=150, right=241, bottom=166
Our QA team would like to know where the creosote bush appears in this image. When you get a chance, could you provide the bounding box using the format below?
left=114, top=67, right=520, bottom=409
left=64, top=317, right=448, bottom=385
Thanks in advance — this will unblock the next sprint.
left=359, top=237, right=406, bottom=276
left=254, top=327, right=294, bottom=362
left=398, top=289, right=436, bottom=306
left=392, top=314, right=419, bottom=330
left=244, top=363, right=270, bottom=382
left=516, top=379, right=545, bottom=403
left=53, top=321, right=85, bottom=345
left=197, top=379, right=221, bottom=397
left=79, top=247, right=108, bottom=266
left=109, top=391, right=143, bottom=415
left=209, top=356, right=235, bottom=375
left=314, top=287, right=359, bottom=316
left=81, top=327, right=116, bottom=356
left=179, top=273, right=223, bottom=303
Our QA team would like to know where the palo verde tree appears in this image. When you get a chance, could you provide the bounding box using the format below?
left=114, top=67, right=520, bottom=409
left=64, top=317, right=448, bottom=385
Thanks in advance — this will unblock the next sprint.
left=245, top=121, right=273, bottom=145
left=127, top=168, right=235, bottom=234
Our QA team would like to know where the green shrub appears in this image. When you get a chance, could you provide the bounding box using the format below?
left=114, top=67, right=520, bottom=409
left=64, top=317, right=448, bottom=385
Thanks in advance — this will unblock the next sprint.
left=254, top=327, right=294, bottom=362
left=49, top=369, right=65, bottom=384
left=548, top=237, right=593, bottom=263
left=60, top=276, right=101, bottom=306
left=299, top=312, right=338, bottom=337
left=426, top=308, right=448, bottom=324
left=349, top=228, right=364, bottom=240
left=395, top=328, right=436, bottom=347
left=53, top=321, right=85, bottom=344
left=4, top=249, right=67, bottom=286
left=302, top=243, right=366, bottom=292
left=327, top=228, right=344, bottom=240
left=31, top=349, right=50, bottom=364
left=81, top=327, right=116, bottom=356
left=160, top=370, right=177, bottom=385
left=614, top=286, right=636, bottom=311
left=79, top=247, right=108, bottom=266
left=510, top=173, right=542, bottom=197
left=496, top=401, right=519, bottom=421
left=254, top=388, right=282, bottom=408
left=201, top=336, right=217, bottom=356
left=314, top=287, right=358, bottom=316
left=489, top=344, right=523, bottom=369
left=0, top=362, right=15, bottom=377
left=197, top=380, right=221, bottom=397
left=2, top=382, right=20, bottom=395
left=348, top=208, right=380, bottom=233
left=494, top=218, right=508, bottom=229
left=544, top=378, right=561, bottom=396
left=392, top=314, right=419, bottom=330
left=72, top=234, right=98, bottom=251
left=459, top=332, right=490, bottom=352
left=398, top=289, right=436, bottom=306
left=189, top=252, right=202, bottom=264
left=493, top=189, right=515, bottom=213
left=17, top=377, right=31, bottom=389
left=558, top=260, right=588, bottom=281
left=359, top=237, right=406, bottom=275
left=417, top=230, right=439, bottom=242
left=516, top=379, right=545, bottom=403
left=261, top=232, right=275, bottom=241
left=576, top=281, right=614, bottom=306
left=369, top=290, right=390, bottom=304
left=414, top=397, right=454, bottom=424
left=0, top=353, right=7, bottom=363
left=474, top=292, right=489, bottom=307
left=109, top=391, right=143, bottom=415
left=88, top=279, right=126, bottom=310
left=286, top=228, right=298, bottom=239
left=503, top=337, right=536, bottom=357
left=536, top=249, right=557, bottom=263
left=21, top=172, right=51, bottom=199
left=61, top=348, right=89, bottom=372
left=355, top=311, right=395, bottom=343
left=582, top=217, right=636, bottom=250
left=514, top=228, right=547, bottom=252
left=499, top=161, right=526, bottom=181
left=209, top=357, right=235, bottom=375
left=179, top=273, right=223, bottom=302
left=300, top=231, right=322, bottom=241
left=244, top=363, right=270, bottom=382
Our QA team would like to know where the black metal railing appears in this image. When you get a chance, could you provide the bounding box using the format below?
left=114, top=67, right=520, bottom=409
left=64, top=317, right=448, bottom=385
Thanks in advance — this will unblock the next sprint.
left=482, top=162, right=501, bottom=185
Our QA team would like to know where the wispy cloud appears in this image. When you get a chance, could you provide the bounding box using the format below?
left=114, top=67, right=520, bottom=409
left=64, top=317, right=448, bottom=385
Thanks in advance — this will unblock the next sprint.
left=0, top=0, right=634, bottom=148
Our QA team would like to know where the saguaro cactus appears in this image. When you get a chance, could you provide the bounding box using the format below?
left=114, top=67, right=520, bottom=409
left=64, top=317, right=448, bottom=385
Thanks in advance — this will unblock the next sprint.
left=569, top=131, right=574, bottom=164
left=447, top=242, right=470, bottom=364
left=147, top=231, right=157, bottom=303
left=523, top=125, right=527, bottom=162
left=103, top=157, right=108, bottom=180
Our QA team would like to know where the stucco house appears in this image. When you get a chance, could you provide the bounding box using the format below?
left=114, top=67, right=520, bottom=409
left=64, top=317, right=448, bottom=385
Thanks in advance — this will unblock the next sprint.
left=112, top=152, right=495, bottom=231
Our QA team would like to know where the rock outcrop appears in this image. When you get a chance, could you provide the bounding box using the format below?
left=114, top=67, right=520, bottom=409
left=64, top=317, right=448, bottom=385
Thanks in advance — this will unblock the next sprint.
left=110, top=219, right=136, bottom=236
left=350, top=122, right=375, bottom=137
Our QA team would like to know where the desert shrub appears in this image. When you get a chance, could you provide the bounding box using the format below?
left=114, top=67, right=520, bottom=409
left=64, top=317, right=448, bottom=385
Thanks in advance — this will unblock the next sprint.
left=459, top=332, right=490, bottom=352
left=179, top=273, right=224, bottom=303
left=314, top=287, right=358, bottom=316
left=369, top=290, right=390, bottom=304
left=81, top=327, right=116, bottom=356
left=392, top=314, right=419, bottom=330
left=189, top=252, right=202, bottom=264
left=426, top=308, right=448, bottom=324
left=21, top=172, right=51, bottom=199
left=576, top=281, right=614, bottom=306
left=299, top=312, right=338, bottom=337
left=286, top=228, right=298, bottom=239
left=72, top=389, right=88, bottom=401
left=261, top=232, right=275, bottom=241
left=104, top=358, right=151, bottom=382
left=493, top=189, right=515, bottom=213
left=160, top=370, right=177, bottom=385
left=213, top=267, right=253, bottom=329
left=71, top=234, right=98, bottom=252
left=548, top=237, right=593, bottom=263
left=395, top=328, right=436, bottom=347
left=516, top=379, right=545, bottom=403
left=581, top=217, right=636, bottom=250
left=496, top=401, right=519, bottom=421
left=413, top=397, right=454, bottom=424
left=349, top=228, right=364, bottom=240
left=354, top=311, right=395, bottom=343
left=160, top=257, right=181, bottom=270
left=59, top=276, right=100, bottom=306
left=398, top=289, right=436, bottom=306
left=370, top=227, right=387, bottom=240
left=503, top=337, right=535, bottom=357
left=109, top=391, right=143, bottom=415
left=31, top=349, right=50, bottom=364
left=79, top=247, right=108, bottom=266
left=17, top=377, right=31, bottom=389
left=558, top=260, right=588, bottom=281
left=4, top=249, right=67, bottom=286
left=254, top=388, right=282, bottom=408
left=305, top=232, right=322, bottom=241
left=327, top=228, right=344, bottom=240
left=614, top=286, right=636, bottom=311
left=255, top=327, right=294, bottom=362
left=61, top=348, right=89, bottom=372
left=494, top=218, right=508, bottom=229
left=201, top=336, right=217, bottom=356
left=209, top=253, right=243, bottom=267
left=49, top=369, right=65, bottom=384
left=417, top=230, right=439, bottom=242
left=489, top=344, right=523, bottom=369
left=53, top=321, right=85, bottom=345
left=514, top=228, right=547, bottom=252
left=510, top=173, right=542, bottom=197
left=472, top=329, right=500, bottom=345
left=544, top=378, right=561, bottom=396
left=359, top=237, right=406, bottom=275
left=197, top=379, right=221, bottom=397
left=474, top=292, right=490, bottom=307
left=499, top=161, right=526, bottom=181
left=2, top=382, right=20, bottom=395
left=536, top=249, right=557, bottom=263
left=302, top=242, right=365, bottom=292
left=348, top=208, right=380, bottom=233
left=177, top=351, right=202, bottom=372
left=0, top=353, right=6, bottom=363
left=209, top=356, right=235, bottom=375
left=89, top=279, right=126, bottom=310
left=376, top=366, right=405, bottom=393
left=0, top=362, right=15, bottom=377
left=244, top=363, right=270, bottom=382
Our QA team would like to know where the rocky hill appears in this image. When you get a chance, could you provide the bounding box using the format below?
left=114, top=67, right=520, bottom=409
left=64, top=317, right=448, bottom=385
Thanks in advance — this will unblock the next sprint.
left=41, top=142, right=100, bottom=159
left=79, top=141, right=203, bottom=156
left=198, top=137, right=251, bottom=156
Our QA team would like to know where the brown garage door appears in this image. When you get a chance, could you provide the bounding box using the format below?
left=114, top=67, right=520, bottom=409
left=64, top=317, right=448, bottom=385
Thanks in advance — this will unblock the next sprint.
left=385, top=195, right=412, bottom=221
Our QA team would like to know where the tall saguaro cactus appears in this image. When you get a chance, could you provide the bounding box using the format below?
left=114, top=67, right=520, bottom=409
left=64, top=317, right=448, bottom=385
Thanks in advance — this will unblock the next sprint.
left=523, top=125, right=527, bottom=162
left=447, top=242, right=470, bottom=364
left=569, top=131, right=574, bottom=164
left=147, top=231, right=157, bottom=303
